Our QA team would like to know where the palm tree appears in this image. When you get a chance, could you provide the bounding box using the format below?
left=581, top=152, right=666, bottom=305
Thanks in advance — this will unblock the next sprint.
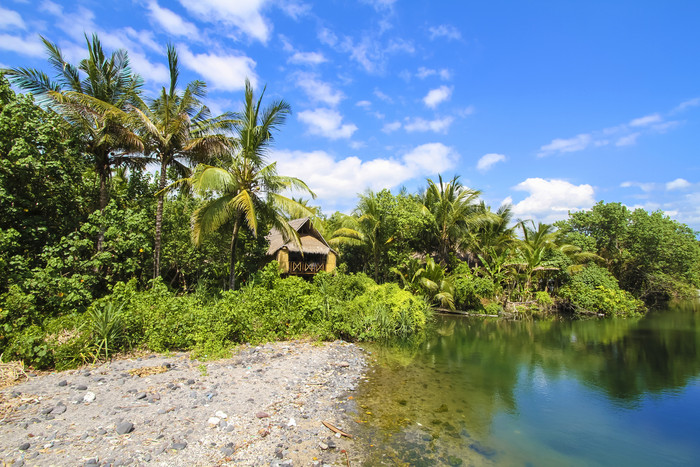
left=3, top=34, right=144, bottom=213
left=329, top=190, right=392, bottom=282
left=181, top=79, right=314, bottom=290
left=131, top=45, right=234, bottom=279
left=421, top=175, right=493, bottom=266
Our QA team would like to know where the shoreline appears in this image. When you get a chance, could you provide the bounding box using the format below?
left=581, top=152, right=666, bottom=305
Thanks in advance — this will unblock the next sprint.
left=0, top=340, right=367, bottom=466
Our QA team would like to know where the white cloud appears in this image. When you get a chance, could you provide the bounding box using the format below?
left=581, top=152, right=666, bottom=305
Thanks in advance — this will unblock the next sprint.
left=146, top=1, right=199, bottom=39
left=356, top=100, right=371, bottom=108
left=294, top=72, right=343, bottom=106
left=359, top=0, right=397, bottom=11
left=428, top=24, right=462, bottom=41
left=615, top=132, right=640, bottom=147
left=288, top=51, right=326, bottom=65
left=620, top=181, right=655, bottom=192
left=404, top=116, right=454, bottom=133
left=374, top=89, right=393, bottom=103
left=382, top=121, right=401, bottom=133
left=477, top=153, right=506, bottom=172
left=0, top=34, right=44, bottom=57
left=179, top=46, right=257, bottom=91
left=178, top=0, right=271, bottom=43
left=0, top=7, right=25, bottom=29
left=298, top=108, right=357, bottom=139
left=276, top=0, right=311, bottom=19
left=272, top=142, right=457, bottom=207
left=318, top=28, right=338, bottom=47
left=423, top=85, right=453, bottom=108
left=673, top=97, right=700, bottom=113
left=511, top=178, right=596, bottom=224
left=538, top=133, right=592, bottom=157
left=666, top=178, right=691, bottom=191
left=629, top=113, right=662, bottom=127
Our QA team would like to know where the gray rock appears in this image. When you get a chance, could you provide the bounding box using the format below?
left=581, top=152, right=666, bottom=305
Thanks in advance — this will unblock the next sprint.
left=186, top=379, right=195, bottom=385
left=76, top=384, right=88, bottom=391
left=221, top=446, right=234, bottom=457
left=319, top=442, right=329, bottom=450
left=170, top=441, right=187, bottom=451
left=116, top=421, right=134, bottom=435
left=57, top=380, right=67, bottom=387
left=19, top=442, right=30, bottom=451
left=135, top=392, right=147, bottom=400
left=40, top=407, right=53, bottom=415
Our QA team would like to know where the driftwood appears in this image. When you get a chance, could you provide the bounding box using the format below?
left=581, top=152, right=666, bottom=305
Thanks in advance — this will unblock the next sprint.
left=322, top=420, right=353, bottom=438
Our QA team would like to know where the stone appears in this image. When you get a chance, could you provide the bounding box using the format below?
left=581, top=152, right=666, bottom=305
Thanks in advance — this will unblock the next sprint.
left=40, top=407, right=53, bottom=415
left=287, top=418, right=296, bottom=427
left=116, top=421, right=134, bottom=435
left=135, top=392, right=147, bottom=400
left=170, top=441, right=187, bottom=451
left=83, top=392, right=96, bottom=403
left=51, top=404, right=67, bottom=415
left=76, top=385, right=88, bottom=391
left=19, top=442, right=30, bottom=451
left=215, top=410, right=228, bottom=419
left=319, top=442, right=329, bottom=450
left=57, top=380, right=67, bottom=387
left=207, top=417, right=220, bottom=426
left=256, top=412, right=269, bottom=419
left=186, top=379, right=195, bottom=385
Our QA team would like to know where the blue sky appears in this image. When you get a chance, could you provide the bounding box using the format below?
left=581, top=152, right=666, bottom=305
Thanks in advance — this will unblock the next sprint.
left=1, top=0, right=699, bottom=231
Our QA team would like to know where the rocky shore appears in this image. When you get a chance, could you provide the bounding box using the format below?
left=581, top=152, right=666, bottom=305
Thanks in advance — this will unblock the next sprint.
left=0, top=340, right=367, bottom=466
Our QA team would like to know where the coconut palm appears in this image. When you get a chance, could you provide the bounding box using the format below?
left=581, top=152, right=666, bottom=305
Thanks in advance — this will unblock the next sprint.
left=181, top=79, right=314, bottom=290
left=330, top=190, right=393, bottom=282
left=131, top=44, right=234, bottom=279
left=2, top=34, right=144, bottom=213
left=421, top=175, right=494, bottom=266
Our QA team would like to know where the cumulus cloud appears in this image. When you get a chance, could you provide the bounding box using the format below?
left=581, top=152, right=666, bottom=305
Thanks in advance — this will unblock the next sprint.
left=356, top=100, right=371, bottom=108
left=178, top=0, right=271, bottom=43
left=298, top=108, right=357, bottom=139
left=423, top=85, right=453, bottom=108
left=477, top=153, right=506, bottom=172
left=415, top=67, right=451, bottom=80
left=179, top=46, right=257, bottom=91
left=510, top=178, right=596, bottom=223
left=0, top=7, right=25, bottom=29
left=146, top=1, right=198, bottom=39
left=272, top=142, right=458, bottom=207
left=288, top=51, right=326, bottom=65
left=666, top=178, right=691, bottom=190
left=294, top=72, right=343, bottom=106
left=404, top=116, right=454, bottom=133
left=538, top=134, right=592, bottom=157
left=428, top=24, right=462, bottom=41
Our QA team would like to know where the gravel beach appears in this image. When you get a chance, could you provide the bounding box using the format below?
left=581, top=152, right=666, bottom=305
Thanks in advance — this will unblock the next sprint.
left=0, top=340, right=367, bottom=466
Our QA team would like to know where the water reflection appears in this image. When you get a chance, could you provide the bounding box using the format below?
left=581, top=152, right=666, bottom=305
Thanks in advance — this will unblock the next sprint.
left=353, top=303, right=700, bottom=466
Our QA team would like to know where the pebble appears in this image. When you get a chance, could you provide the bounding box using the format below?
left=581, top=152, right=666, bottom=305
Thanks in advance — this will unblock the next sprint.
left=207, top=417, right=220, bottom=426
left=116, top=422, right=134, bottom=435
left=57, top=380, right=67, bottom=387
left=51, top=403, right=67, bottom=415
left=83, top=392, right=96, bottom=403
left=76, top=385, right=88, bottom=391
left=170, top=441, right=187, bottom=451
left=19, top=442, right=30, bottom=451
left=215, top=410, right=228, bottom=419
left=256, top=412, right=270, bottom=419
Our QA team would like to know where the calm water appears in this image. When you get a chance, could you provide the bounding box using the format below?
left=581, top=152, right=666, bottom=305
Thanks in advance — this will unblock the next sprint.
left=352, top=301, right=700, bottom=466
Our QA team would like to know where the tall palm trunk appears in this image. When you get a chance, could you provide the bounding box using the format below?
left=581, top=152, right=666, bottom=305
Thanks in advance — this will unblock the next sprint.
left=96, top=151, right=110, bottom=253
left=228, top=214, right=242, bottom=290
left=153, top=159, right=168, bottom=279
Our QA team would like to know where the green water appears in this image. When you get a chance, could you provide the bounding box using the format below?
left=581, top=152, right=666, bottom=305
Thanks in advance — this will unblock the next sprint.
left=352, top=301, right=700, bottom=466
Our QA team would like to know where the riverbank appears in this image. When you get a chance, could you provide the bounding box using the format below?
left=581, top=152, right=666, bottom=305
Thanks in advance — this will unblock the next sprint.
left=0, top=340, right=366, bottom=466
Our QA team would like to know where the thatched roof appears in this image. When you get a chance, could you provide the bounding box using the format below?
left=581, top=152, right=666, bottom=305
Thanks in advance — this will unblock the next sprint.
left=266, top=218, right=336, bottom=256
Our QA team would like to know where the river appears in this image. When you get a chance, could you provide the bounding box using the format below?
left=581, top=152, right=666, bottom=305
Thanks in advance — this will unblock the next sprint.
left=352, top=301, right=700, bottom=466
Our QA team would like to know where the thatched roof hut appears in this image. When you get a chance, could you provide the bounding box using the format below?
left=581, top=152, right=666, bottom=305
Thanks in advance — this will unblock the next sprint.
left=266, top=218, right=337, bottom=275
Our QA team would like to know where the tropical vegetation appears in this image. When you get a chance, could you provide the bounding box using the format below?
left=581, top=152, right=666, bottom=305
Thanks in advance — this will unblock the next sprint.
left=1, top=35, right=699, bottom=370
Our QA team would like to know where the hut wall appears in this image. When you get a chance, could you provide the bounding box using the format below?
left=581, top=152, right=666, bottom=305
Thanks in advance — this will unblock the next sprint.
left=325, top=252, right=337, bottom=272
left=276, top=249, right=289, bottom=273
